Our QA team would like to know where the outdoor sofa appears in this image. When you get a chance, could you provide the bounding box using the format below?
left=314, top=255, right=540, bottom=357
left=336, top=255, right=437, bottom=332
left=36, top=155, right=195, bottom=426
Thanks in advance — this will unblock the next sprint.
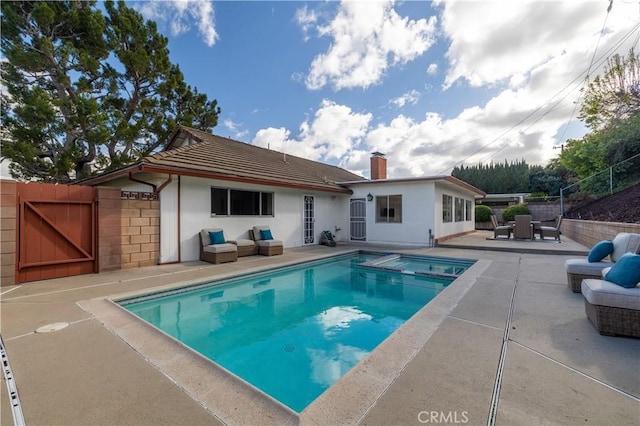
left=565, top=232, right=640, bottom=292
left=199, top=228, right=238, bottom=264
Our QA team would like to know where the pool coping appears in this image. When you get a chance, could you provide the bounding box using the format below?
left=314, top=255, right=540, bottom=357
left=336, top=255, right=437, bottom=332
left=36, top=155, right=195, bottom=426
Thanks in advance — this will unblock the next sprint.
left=77, top=252, right=491, bottom=425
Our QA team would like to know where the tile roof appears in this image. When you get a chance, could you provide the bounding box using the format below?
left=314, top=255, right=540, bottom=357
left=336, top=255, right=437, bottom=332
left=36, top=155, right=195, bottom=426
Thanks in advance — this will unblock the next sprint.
left=84, top=126, right=365, bottom=193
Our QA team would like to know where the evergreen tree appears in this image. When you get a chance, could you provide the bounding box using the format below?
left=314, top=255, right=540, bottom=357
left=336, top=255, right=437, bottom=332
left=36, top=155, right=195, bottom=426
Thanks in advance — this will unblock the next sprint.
left=1, top=1, right=221, bottom=182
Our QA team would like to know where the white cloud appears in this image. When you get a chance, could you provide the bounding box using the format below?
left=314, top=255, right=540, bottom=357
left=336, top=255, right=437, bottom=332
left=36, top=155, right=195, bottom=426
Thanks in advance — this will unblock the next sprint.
left=390, top=90, right=420, bottom=108
left=252, top=100, right=372, bottom=163
left=137, top=0, right=218, bottom=47
left=302, top=0, right=437, bottom=90
left=253, top=0, right=638, bottom=179
left=222, top=119, right=248, bottom=140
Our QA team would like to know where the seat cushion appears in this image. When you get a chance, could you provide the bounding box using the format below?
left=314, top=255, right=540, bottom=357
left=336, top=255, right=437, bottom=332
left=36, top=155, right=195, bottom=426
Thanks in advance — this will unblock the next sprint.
left=581, top=279, right=640, bottom=310
left=203, top=243, right=237, bottom=253
left=257, top=239, right=283, bottom=247
left=588, top=240, right=614, bottom=262
left=231, top=239, right=255, bottom=247
left=565, top=258, right=612, bottom=275
left=611, top=233, right=640, bottom=262
left=603, top=253, right=640, bottom=288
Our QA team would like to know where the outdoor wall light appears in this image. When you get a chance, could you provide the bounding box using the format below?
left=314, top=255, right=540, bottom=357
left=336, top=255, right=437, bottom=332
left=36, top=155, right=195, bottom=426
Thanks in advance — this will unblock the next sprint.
left=367, top=193, right=373, bottom=201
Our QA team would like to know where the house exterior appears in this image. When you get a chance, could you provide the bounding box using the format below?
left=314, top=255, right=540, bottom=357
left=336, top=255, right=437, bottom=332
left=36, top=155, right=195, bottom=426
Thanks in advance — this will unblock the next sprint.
left=82, top=126, right=485, bottom=264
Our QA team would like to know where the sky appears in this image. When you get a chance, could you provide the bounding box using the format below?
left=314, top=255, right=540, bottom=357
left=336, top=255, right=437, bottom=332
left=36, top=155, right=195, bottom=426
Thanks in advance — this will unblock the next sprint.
left=3, top=0, right=640, bottom=180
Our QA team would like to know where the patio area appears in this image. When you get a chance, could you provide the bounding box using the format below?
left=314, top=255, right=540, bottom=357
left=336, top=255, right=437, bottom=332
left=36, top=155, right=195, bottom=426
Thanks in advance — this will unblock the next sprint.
left=1, top=231, right=638, bottom=425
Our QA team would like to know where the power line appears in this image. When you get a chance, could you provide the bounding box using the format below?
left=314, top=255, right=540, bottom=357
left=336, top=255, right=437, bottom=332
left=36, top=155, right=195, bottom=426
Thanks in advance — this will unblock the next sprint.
left=438, top=17, right=640, bottom=175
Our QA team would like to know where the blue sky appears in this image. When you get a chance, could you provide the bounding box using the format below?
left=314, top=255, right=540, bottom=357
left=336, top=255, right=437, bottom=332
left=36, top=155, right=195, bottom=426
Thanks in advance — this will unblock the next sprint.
left=3, top=0, right=639, bottom=180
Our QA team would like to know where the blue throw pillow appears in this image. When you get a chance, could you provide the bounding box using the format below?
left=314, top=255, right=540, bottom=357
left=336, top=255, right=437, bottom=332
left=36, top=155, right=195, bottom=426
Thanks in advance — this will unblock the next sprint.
left=260, top=229, right=273, bottom=240
left=604, top=253, right=640, bottom=288
left=588, top=240, right=614, bottom=262
left=208, top=230, right=225, bottom=245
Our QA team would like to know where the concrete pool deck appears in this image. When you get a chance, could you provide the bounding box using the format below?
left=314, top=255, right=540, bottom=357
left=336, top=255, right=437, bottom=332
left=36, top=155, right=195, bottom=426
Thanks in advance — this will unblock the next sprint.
left=1, top=231, right=638, bottom=425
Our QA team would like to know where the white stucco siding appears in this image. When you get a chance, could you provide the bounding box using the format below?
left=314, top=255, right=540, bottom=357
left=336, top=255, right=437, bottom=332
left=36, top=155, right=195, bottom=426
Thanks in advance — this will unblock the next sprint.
left=346, top=179, right=479, bottom=245
left=178, top=176, right=349, bottom=261
left=350, top=182, right=436, bottom=245
left=159, top=177, right=179, bottom=263
left=434, top=182, right=476, bottom=240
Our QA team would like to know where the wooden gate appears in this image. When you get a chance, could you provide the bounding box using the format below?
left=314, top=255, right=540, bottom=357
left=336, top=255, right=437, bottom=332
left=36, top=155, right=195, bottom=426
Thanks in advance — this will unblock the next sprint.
left=16, top=183, right=97, bottom=283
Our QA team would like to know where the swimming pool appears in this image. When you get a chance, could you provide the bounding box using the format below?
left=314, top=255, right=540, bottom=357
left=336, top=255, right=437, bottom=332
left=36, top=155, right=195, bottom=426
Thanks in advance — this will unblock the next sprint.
left=119, top=252, right=474, bottom=412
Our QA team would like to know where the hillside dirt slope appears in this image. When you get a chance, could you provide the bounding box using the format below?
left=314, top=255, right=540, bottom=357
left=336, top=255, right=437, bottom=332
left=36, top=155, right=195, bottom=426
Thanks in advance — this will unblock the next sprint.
left=565, top=183, right=640, bottom=224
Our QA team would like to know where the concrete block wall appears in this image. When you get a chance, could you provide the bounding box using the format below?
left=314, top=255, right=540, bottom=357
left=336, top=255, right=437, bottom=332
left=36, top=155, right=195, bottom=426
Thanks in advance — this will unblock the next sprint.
left=561, top=219, right=640, bottom=249
left=0, top=180, right=16, bottom=286
left=119, top=197, right=160, bottom=269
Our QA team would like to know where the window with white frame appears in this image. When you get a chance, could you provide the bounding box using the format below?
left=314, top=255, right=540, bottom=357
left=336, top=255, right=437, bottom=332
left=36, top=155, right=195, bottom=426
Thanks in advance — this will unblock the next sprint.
left=211, top=188, right=274, bottom=216
left=455, top=197, right=465, bottom=222
left=442, top=194, right=452, bottom=223
left=465, top=200, right=473, bottom=221
left=376, top=195, right=402, bottom=223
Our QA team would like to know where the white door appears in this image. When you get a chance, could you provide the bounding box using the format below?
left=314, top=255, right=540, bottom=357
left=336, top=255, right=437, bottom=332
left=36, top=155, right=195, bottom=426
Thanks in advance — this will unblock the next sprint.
left=350, top=198, right=366, bottom=241
left=303, top=195, right=315, bottom=244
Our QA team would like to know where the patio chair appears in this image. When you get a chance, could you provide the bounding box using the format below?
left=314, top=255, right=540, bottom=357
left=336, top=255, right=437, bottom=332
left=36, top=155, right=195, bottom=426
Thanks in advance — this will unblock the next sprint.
left=513, top=215, right=534, bottom=240
left=539, top=215, right=562, bottom=241
left=199, top=228, right=238, bottom=264
left=565, top=232, right=640, bottom=292
left=490, top=215, right=511, bottom=239
left=250, top=225, right=284, bottom=256
left=581, top=271, right=640, bottom=337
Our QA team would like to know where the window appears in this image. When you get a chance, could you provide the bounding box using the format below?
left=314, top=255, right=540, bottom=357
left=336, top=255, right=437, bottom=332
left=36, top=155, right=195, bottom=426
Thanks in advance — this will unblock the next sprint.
left=455, top=197, right=465, bottom=222
left=211, top=188, right=274, bottom=216
left=442, top=194, right=452, bottom=223
left=376, top=195, right=402, bottom=223
left=465, top=200, right=472, bottom=221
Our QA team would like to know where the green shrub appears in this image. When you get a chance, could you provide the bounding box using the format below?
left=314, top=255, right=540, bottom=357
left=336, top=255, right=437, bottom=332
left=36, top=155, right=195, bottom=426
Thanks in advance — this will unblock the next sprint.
left=474, top=205, right=493, bottom=222
left=502, top=204, right=530, bottom=222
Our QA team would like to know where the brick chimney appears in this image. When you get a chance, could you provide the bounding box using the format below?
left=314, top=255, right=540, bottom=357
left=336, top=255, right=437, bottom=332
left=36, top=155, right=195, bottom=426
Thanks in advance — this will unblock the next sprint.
left=370, top=152, right=387, bottom=180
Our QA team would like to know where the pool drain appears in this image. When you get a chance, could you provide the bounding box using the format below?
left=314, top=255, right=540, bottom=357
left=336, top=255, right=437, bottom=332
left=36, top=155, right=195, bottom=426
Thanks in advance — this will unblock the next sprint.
left=283, top=343, right=296, bottom=352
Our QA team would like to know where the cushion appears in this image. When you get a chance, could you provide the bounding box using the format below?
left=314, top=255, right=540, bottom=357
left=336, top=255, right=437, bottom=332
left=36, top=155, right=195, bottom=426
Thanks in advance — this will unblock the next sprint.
left=260, top=229, right=273, bottom=240
left=581, top=279, right=640, bottom=310
left=588, top=240, right=614, bottom=262
left=230, top=239, right=255, bottom=247
left=252, top=226, right=270, bottom=241
left=611, top=233, right=640, bottom=262
left=565, top=259, right=612, bottom=276
left=256, top=239, right=283, bottom=247
left=209, top=230, right=226, bottom=245
left=603, top=253, right=640, bottom=288
left=200, top=228, right=223, bottom=246
left=202, top=243, right=237, bottom=253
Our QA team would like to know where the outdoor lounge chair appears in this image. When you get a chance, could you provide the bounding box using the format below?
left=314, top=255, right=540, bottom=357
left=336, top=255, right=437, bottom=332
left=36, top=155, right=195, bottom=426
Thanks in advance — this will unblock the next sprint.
left=199, top=228, right=238, bottom=264
left=539, top=215, right=562, bottom=241
left=250, top=225, right=284, bottom=256
left=581, top=277, right=640, bottom=338
left=513, top=215, right=534, bottom=240
left=490, top=215, right=512, bottom=239
left=565, top=232, right=640, bottom=292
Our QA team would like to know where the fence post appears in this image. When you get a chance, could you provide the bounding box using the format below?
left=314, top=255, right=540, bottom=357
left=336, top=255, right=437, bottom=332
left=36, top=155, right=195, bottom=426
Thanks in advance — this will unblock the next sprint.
left=560, top=187, right=564, bottom=216
left=610, top=166, right=613, bottom=195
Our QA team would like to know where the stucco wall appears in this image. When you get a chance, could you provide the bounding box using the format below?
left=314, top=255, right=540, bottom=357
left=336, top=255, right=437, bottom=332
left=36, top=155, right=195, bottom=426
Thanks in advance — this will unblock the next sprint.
left=349, top=180, right=476, bottom=245
left=178, top=176, right=349, bottom=262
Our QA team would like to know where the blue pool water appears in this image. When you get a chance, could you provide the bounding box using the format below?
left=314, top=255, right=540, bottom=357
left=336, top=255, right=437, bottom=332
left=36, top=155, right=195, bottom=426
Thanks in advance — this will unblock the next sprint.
left=120, top=252, right=473, bottom=412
